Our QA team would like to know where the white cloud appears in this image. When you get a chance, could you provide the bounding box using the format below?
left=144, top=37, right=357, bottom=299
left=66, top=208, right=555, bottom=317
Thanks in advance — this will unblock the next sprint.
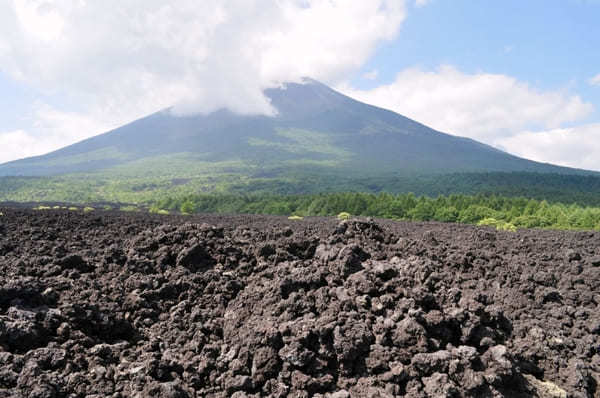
left=415, top=0, right=431, bottom=7
left=0, top=104, right=113, bottom=163
left=498, top=124, right=600, bottom=171
left=0, top=130, right=41, bottom=163
left=0, top=0, right=406, bottom=163
left=340, top=66, right=593, bottom=145
left=0, top=1, right=405, bottom=118
left=14, top=0, right=66, bottom=42
left=590, top=73, right=600, bottom=86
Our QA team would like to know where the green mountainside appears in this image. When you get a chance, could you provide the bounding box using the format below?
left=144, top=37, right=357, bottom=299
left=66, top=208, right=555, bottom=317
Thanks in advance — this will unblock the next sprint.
left=0, top=78, right=598, bottom=204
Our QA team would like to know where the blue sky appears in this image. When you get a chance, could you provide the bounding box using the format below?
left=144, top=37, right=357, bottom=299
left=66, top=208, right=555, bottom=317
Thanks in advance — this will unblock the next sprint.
left=0, top=0, right=599, bottom=170
left=356, top=0, right=600, bottom=114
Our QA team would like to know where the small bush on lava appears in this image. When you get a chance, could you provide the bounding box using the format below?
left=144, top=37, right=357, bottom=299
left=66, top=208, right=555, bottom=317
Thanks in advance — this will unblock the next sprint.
left=149, top=206, right=169, bottom=215
left=478, top=217, right=517, bottom=232
left=337, top=212, right=351, bottom=220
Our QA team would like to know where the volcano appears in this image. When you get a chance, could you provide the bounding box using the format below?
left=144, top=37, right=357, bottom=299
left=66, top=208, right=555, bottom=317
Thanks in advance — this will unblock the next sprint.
left=0, top=78, right=589, bottom=178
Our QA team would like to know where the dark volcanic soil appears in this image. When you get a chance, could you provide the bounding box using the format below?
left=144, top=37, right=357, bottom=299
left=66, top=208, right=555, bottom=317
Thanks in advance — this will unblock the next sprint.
left=0, top=208, right=599, bottom=397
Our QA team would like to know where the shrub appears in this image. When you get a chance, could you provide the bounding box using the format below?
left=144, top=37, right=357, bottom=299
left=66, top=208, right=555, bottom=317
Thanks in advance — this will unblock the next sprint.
left=34, top=206, right=51, bottom=210
left=408, top=200, right=435, bottom=221
left=433, top=206, right=459, bottom=223
left=68, top=207, right=79, bottom=211
left=288, top=215, right=303, bottom=220
left=149, top=207, right=169, bottom=215
left=512, top=215, right=544, bottom=229
left=180, top=200, right=196, bottom=215
left=337, top=212, right=351, bottom=220
left=477, top=217, right=499, bottom=227
left=83, top=207, right=95, bottom=213
left=498, top=222, right=517, bottom=232
left=477, top=217, right=517, bottom=232
left=459, top=205, right=497, bottom=224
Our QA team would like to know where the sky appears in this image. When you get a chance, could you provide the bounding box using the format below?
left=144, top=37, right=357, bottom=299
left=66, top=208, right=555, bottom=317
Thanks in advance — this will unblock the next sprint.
left=0, top=0, right=599, bottom=170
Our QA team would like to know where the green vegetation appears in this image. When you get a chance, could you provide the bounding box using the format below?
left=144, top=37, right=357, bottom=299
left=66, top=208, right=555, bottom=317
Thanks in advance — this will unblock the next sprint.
left=288, top=215, right=304, bottom=220
left=6, top=168, right=599, bottom=231
left=33, top=205, right=52, bottom=210
left=2, top=172, right=600, bottom=206
left=248, top=128, right=353, bottom=163
left=149, top=206, right=170, bottom=215
left=477, top=218, right=517, bottom=232
left=83, top=207, right=95, bottom=213
left=337, top=212, right=351, bottom=220
left=151, top=192, right=600, bottom=231
left=179, top=200, right=196, bottom=215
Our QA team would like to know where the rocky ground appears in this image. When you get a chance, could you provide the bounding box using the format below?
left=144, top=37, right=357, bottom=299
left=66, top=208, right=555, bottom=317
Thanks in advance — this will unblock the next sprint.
left=0, top=207, right=599, bottom=397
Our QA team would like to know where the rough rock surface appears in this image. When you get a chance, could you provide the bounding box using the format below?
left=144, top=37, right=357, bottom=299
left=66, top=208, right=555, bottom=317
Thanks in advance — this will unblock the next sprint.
left=0, top=208, right=599, bottom=397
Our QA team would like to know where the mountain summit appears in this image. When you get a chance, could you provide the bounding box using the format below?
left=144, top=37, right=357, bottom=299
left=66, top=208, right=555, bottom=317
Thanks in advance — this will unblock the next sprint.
left=0, top=79, right=591, bottom=180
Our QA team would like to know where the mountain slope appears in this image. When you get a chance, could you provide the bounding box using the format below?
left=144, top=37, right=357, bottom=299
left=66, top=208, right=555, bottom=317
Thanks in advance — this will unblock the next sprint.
left=0, top=79, right=592, bottom=179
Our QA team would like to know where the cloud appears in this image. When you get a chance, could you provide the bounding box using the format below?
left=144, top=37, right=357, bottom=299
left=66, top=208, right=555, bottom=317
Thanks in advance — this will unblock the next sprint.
left=590, top=73, right=600, bottom=86
left=0, top=1, right=405, bottom=120
left=0, top=130, right=41, bottom=163
left=498, top=124, right=600, bottom=171
left=0, top=104, right=113, bottom=163
left=415, top=0, right=431, bottom=7
left=340, top=66, right=593, bottom=145
left=0, top=1, right=406, bottom=163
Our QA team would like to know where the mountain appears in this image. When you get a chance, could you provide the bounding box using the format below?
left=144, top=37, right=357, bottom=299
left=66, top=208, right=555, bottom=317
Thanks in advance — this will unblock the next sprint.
left=0, top=78, right=598, bottom=203
left=0, top=78, right=591, bottom=177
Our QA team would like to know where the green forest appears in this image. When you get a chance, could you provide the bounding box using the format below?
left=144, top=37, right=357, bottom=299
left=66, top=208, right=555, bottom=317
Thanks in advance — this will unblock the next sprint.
left=151, top=192, right=600, bottom=231
left=3, top=171, right=600, bottom=205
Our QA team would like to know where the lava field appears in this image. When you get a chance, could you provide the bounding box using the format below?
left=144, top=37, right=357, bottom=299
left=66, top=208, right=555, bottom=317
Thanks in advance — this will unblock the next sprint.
left=0, top=207, right=599, bottom=397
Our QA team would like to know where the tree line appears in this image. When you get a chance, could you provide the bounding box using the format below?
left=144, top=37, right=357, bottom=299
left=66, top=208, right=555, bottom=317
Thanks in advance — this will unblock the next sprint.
left=152, top=192, right=600, bottom=230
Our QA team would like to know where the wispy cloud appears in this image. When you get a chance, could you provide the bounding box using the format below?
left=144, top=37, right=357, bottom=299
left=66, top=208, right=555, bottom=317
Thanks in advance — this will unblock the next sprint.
left=339, top=65, right=596, bottom=168
left=0, top=130, right=40, bottom=163
left=590, top=73, right=600, bottom=86
left=498, top=124, right=600, bottom=171
left=0, top=103, right=113, bottom=163
left=340, top=66, right=593, bottom=144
